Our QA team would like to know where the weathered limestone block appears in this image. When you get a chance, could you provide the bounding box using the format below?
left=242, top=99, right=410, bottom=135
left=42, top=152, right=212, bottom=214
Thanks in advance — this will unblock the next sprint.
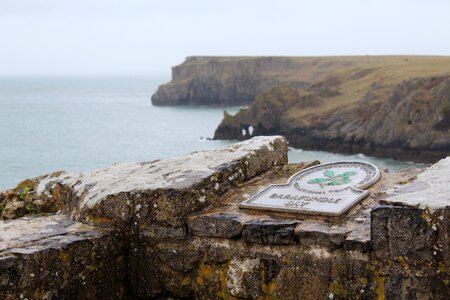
left=188, top=213, right=243, bottom=238
left=158, top=248, right=200, bottom=272
left=370, top=157, right=450, bottom=299
left=0, top=215, right=125, bottom=300
left=0, top=173, right=69, bottom=220
left=295, top=221, right=347, bottom=248
left=140, top=224, right=187, bottom=241
left=344, top=213, right=372, bottom=251
left=3, top=136, right=286, bottom=228
left=371, top=206, right=437, bottom=262
left=242, top=219, right=298, bottom=245
left=381, top=157, right=450, bottom=211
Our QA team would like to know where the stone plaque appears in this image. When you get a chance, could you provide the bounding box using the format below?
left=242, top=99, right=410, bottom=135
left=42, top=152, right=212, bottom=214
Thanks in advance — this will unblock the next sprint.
left=239, top=161, right=380, bottom=216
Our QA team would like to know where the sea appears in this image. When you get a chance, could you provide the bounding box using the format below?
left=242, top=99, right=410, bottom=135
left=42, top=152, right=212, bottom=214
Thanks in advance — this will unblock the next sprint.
left=0, top=76, right=423, bottom=191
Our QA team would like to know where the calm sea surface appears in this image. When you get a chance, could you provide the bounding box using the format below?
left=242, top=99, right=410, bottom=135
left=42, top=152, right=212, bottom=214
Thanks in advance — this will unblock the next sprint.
left=0, top=77, right=421, bottom=190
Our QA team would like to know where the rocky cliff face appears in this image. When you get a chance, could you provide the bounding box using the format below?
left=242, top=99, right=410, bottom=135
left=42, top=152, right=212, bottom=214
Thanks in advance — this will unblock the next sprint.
left=151, top=56, right=377, bottom=106
left=152, top=56, right=303, bottom=106
left=152, top=56, right=450, bottom=107
left=214, top=75, right=450, bottom=163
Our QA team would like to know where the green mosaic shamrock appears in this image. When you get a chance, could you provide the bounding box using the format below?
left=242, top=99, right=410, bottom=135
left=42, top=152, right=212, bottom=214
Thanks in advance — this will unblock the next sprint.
left=307, top=169, right=357, bottom=188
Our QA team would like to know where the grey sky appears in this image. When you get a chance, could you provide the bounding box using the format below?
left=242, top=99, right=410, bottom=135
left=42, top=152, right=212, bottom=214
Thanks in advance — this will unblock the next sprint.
left=1, top=0, right=449, bottom=77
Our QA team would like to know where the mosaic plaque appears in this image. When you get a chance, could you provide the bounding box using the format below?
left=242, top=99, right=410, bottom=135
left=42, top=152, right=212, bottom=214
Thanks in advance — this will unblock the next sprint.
left=239, top=161, right=380, bottom=216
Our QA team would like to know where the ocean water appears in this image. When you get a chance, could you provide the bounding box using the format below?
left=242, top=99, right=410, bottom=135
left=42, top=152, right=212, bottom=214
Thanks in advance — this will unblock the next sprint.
left=0, top=77, right=421, bottom=190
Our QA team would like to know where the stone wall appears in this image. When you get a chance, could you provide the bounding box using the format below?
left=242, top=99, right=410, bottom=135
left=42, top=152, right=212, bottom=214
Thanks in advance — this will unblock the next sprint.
left=0, top=137, right=449, bottom=299
left=0, top=215, right=125, bottom=300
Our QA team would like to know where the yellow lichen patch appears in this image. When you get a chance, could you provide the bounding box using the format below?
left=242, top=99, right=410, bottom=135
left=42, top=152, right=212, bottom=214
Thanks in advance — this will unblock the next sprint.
left=366, top=263, right=376, bottom=272
left=359, top=277, right=369, bottom=285
left=217, top=267, right=238, bottom=300
left=86, top=264, right=96, bottom=272
left=181, top=275, right=191, bottom=286
left=267, top=280, right=277, bottom=294
left=259, top=280, right=278, bottom=300
left=195, top=263, right=212, bottom=288
left=210, top=173, right=219, bottom=182
left=395, top=256, right=411, bottom=274
left=374, top=270, right=385, bottom=300
left=260, top=264, right=278, bottom=300
left=59, top=252, right=70, bottom=264
left=421, top=209, right=433, bottom=224
left=438, top=262, right=447, bottom=273
left=33, top=288, right=44, bottom=299
left=194, top=262, right=236, bottom=300
left=198, top=263, right=213, bottom=278
left=335, top=261, right=347, bottom=275
left=329, top=281, right=348, bottom=298
left=218, top=267, right=228, bottom=290
left=280, top=255, right=291, bottom=264
left=195, top=276, right=204, bottom=286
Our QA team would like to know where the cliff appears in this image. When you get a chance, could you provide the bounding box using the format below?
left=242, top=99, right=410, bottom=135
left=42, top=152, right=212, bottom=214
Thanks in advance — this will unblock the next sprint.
left=1, top=138, right=449, bottom=299
left=210, top=56, right=450, bottom=163
left=152, top=56, right=298, bottom=106
left=152, top=56, right=450, bottom=106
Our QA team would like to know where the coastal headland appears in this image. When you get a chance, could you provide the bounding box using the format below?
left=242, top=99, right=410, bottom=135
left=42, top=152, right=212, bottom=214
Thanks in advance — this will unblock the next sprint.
left=153, top=56, right=450, bottom=163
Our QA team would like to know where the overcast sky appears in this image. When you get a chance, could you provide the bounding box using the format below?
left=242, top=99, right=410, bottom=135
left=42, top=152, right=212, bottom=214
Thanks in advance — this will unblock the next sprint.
left=1, top=0, right=449, bottom=77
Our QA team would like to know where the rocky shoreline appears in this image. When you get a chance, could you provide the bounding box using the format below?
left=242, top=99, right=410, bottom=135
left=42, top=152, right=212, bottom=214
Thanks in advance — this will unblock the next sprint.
left=1, top=137, right=449, bottom=299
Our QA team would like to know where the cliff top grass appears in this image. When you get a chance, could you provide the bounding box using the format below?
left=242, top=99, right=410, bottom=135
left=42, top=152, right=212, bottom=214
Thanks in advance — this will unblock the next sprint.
left=170, top=55, right=450, bottom=99
left=160, top=56, right=450, bottom=123
left=177, top=56, right=450, bottom=119
left=281, top=56, right=450, bottom=123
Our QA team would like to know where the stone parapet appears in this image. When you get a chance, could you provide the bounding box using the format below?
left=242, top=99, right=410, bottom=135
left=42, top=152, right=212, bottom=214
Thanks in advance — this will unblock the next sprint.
left=0, top=138, right=448, bottom=299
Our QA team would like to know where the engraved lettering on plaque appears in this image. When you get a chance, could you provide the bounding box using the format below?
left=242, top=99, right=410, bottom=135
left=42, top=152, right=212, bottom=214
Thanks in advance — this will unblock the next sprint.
left=239, top=161, right=380, bottom=216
